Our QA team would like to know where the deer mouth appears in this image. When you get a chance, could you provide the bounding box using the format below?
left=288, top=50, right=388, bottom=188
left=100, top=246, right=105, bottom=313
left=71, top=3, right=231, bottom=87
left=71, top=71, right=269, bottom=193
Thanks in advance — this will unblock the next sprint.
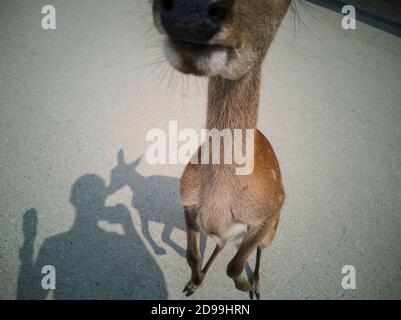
left=164, top=38, right=231, bottom=76
left=172, top=39, right=224, bottom=53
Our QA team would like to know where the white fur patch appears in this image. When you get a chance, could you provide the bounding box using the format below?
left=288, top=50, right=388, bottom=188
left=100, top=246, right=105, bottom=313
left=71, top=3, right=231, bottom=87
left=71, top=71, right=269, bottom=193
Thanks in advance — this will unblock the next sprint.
left=223, top=223, right=248, bottom=241
left=211, top=223, right=247, bottom=246
left=163, top=39, right=228, bottom=76
left=195, top=50, right=228, bottom=76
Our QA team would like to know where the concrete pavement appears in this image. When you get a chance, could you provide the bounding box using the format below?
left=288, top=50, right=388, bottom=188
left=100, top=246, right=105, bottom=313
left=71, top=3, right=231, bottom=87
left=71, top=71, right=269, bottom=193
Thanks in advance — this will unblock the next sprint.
left=0, top=0, right=400, bottom=299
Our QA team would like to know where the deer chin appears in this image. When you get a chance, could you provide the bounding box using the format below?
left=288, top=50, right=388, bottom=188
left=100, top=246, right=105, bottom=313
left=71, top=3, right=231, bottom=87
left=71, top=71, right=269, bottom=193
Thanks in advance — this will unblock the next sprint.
left=163, top=38, right=230, bottom=77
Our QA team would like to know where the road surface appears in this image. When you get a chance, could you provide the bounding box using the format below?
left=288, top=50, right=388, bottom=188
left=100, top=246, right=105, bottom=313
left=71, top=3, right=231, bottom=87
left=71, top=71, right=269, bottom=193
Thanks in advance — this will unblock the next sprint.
left=0, top=0, right=400, bottom=299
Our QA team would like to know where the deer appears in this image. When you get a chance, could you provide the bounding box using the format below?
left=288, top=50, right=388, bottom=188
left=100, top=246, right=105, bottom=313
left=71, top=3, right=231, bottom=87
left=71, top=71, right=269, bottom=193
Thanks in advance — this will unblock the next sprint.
left=151, top=0, right=291, bottom=299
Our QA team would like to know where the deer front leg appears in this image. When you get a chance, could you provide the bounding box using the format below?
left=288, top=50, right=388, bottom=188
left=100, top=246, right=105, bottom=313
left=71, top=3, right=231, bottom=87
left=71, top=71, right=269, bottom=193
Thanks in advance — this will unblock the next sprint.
left=183, top=207, right=225, bottom=297
left=183, top=207, right=203, bottom=296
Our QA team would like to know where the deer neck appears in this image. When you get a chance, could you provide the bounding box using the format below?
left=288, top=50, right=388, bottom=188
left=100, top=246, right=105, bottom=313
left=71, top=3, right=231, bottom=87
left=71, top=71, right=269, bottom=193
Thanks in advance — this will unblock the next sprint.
left=206, top=66, right=261, bottom=130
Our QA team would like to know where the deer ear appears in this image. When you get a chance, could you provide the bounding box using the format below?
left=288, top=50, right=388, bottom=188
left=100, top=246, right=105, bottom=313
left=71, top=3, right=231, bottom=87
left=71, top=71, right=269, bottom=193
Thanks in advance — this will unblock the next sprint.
left=117, top=149, right=125, bottom=165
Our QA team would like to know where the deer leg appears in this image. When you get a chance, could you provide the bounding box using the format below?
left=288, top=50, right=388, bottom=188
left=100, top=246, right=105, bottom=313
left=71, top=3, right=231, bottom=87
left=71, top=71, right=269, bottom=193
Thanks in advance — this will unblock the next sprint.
left=202, top=242, right=225, bottom=274
left=235, top=242, right=254, bottom=284
left=183, top=208, right=225, bottom=296
left=227, top=217, right=278, bottom=295
left=199, top=231, right=207, bottom=264
left=183, top=207, right=203, bottom=296
left=249, top=247, right=262, bottom=300
left=184, top=242, right=225, bottom=297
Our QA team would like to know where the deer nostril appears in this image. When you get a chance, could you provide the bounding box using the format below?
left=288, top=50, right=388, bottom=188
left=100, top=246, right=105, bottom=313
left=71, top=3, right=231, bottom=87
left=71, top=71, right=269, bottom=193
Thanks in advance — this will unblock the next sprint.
left=161, top=0, right=174, bottom=11
left=208, top=1, right=230, bottom=23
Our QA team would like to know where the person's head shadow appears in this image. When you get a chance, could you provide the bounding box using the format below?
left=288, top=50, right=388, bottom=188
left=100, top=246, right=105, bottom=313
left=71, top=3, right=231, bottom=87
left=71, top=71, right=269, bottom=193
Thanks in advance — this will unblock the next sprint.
left=17, top=174, right=168, bottom=300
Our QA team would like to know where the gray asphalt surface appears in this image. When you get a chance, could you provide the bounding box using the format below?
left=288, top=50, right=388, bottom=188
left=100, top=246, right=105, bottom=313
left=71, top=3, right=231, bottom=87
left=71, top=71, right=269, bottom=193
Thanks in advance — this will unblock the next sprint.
left=0, top=0, right=400, bottom=299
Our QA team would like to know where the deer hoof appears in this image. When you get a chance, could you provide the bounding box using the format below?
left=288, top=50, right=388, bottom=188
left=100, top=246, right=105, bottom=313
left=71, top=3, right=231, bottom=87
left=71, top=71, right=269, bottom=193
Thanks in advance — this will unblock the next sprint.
left=249, top=279, right=260, bottom=300
left=183, top=281, right=200, bottom=297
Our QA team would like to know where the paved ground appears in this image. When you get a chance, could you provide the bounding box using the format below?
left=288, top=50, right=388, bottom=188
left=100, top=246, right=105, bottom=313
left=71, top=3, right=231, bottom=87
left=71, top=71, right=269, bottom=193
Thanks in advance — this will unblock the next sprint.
left=1, top=0, right=400, bottom=300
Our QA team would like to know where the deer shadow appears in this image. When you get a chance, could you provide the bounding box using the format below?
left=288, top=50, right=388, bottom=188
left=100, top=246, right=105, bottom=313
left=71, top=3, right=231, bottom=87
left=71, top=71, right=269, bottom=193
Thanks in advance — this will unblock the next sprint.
left=108, top=149, right=207, bottom=258
left=17, top=174, right=168, bottom=299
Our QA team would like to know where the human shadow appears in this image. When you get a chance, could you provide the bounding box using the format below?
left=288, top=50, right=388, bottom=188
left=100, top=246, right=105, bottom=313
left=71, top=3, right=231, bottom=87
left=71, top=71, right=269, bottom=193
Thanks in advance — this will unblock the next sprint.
left=108, top=149, right=207, bottom=258
left=17, top=174, right=168, bottom=300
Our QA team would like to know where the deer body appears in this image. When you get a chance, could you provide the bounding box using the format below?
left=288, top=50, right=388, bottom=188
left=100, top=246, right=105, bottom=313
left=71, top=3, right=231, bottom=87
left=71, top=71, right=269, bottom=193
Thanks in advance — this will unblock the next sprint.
left=181, top=67, right=284, bottom=242
left=152, top=0, right=291, bottom=298
left=182, top=128, right=284, bottom=243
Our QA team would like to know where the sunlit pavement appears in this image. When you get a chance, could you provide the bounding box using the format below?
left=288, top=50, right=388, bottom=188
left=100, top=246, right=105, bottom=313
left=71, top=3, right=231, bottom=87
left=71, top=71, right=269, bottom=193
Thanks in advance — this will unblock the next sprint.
left=1, top=0, right=400, bottom=299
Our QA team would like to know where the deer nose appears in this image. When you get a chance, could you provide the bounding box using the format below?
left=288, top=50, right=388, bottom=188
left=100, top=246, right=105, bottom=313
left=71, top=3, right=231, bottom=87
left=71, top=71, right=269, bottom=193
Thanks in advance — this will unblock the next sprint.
left=160, top=0, right=232, bottom=44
